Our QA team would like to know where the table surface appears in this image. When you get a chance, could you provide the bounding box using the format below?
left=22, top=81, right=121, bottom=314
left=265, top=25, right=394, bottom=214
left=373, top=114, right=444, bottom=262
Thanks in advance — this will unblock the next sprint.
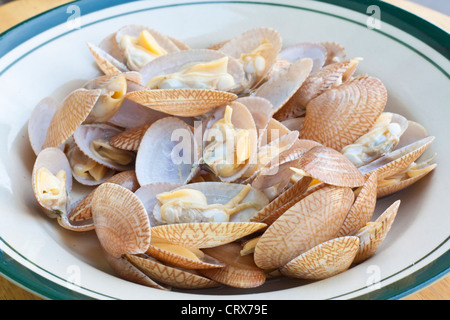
left=0, top=0, right=449, bottom=300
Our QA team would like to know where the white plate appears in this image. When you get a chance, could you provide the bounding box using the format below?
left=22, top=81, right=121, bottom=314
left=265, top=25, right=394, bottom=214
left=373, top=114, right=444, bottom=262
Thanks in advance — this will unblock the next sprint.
left=0, top=0, right=448, bottom=300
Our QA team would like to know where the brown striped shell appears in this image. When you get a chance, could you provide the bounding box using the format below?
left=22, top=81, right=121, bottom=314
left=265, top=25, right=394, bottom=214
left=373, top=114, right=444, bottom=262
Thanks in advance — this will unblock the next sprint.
left=125, top=88, right=237, bottom=117
left=28, top=97, right=59, bottom=155
left=68, top=170, right=139, bottom=224
left=200, top=242, right=266, bottom=288
left=91, top=183, right=151, bottom=258
left=353, top=200, right=401, bottom=264
left=299, top=75, right=387, bottom=151
left=280, top=236, right=359, bottom=280
left=294, top=146, right=365, bottom=188
left=218, top=27, right=282, bottom=91
left=43, top=88, right=102, bottom=149
left=253, top=185, right=354, bottom=270
left=151, top=182, right=269, bottom=225
left=150, top=222, right=267, bottom=249
left=125, top=254, right=219, bottom=289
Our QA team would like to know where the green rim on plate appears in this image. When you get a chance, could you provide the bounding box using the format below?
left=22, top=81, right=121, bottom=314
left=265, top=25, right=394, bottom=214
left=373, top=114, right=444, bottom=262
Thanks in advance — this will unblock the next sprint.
left=0, top=0, right=448, bottom=300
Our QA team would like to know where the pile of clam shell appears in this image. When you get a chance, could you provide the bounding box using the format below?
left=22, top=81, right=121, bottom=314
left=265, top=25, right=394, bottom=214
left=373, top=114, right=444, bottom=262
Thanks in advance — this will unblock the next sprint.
left=29, top=25, right=437, bottom=290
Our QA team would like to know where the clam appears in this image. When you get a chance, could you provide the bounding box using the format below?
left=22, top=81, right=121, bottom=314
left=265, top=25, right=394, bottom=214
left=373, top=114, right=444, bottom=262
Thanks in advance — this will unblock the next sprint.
left=104, top=253, right=169, bottom=290
left=91, top=183, right=151, bottom=258
left=73, top=123, right=135, bottom=172
left=100, top=25, right=183, bottom=72
left=139, top=49, right=245, bottom=92
left=125, top=88, right=237, bottom=117
left=218, top=27, right=282, bottom=91
left=68, top=170, right=139, bottom=224
left=341, top=112, right=409, bottom=168
left=125, top=254, right=219, bottom=289
left=150, top=221, right=266, bottom=249
left=82, top=73, right=129, bottom=124
left=202, top=101, right=258, bottom=182
left=150, top=182, right=269, bottom=225
left=353, top=200, right=401, bottom=264
left=65, top=140, right=116, bottom=186
left=87, top=42, right=129, bottom=76
left=107, top=80, right=169, bottom=129
left=145, top=235, right=225, bottom=269
left=377, top=155, right=436, bottom=198
left=254, top=185, right=354, bottom=270
left=32, top=147, right=72, bottom=219
left=358, top=136, right=435, bottom=180
left=338, top=171, right=378, bottom=237
left=200, top=242, right=266, bottom=288
left=280, top=236, right=359, bottom=280
left=299, top=75, right=387, bottom=151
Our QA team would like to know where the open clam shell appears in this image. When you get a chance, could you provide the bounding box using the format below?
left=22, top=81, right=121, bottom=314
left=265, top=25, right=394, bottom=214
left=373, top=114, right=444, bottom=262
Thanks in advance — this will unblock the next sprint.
left=253, top=185, right=354, bottom=270
left=280, top=236, right=359, bottom=280
left=139, top=49, right=245, bottom=90
left=299, top=75, right=387, bottom=151
left=134, top=182, right=181, bottom=227
left=218, top=27, right=282, bottom=90
left=358, top=136, right=435, bottom=180
left=151, top=182, right=269, bottom=225
left=114, top=25, right=182, bottom=71
left=353, top=200, right=401, bottom=264
left=202, top=101, right=258, bottom=182
left=376, top=155, right=437, bottom=198
left=32, top=147, right=73, bottom=219
left=91, top=183, right=151, bottom=258
left=135, top=117, right=199, bottom=185
left=200, top=242, right=266, bottom=288
left=73, top=123, right=135, bottom=172
left=43, top=88, right=102, bottom=149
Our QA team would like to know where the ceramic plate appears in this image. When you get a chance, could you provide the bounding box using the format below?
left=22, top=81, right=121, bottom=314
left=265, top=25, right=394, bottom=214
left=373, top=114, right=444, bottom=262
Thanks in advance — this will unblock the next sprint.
left=0, top=0, right=448, bottom=300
